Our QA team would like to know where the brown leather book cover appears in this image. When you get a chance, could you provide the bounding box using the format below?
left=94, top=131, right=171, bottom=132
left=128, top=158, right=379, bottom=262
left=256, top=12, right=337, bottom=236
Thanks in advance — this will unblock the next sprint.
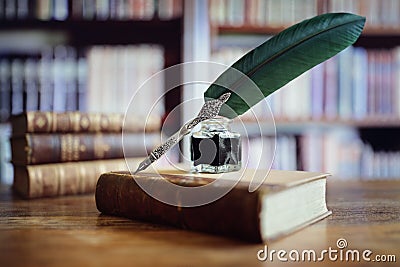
left=13, top=158, right=143, bottom=199
left=95, top=170, right=331, bottom=242
left=11, top=111, right=160, bottom=136
left=11, top=133, right=159, bottom=165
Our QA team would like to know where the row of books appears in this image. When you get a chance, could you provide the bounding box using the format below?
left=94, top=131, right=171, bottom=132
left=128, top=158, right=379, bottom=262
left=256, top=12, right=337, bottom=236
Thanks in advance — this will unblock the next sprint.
left=360, top=148, right=400, bottom=180
left=0, top=46, right=87, bottom=122
left=325, top=0, right=400, bottom=28
left=242, top=134, right=298, bottom=171
left=0, top=44, right=165, bottom=123
left=0, top=0, right=182, bottom=21
left=86, top=45, right=165, bottom=115
left=8, top=111, right=161, bottom=198
left=212, top=46, right=400, bottom=121
left=300, top=130, right=400, bottom=180
left=243, top=130, right=400, bottom=180
left=209, top=0, right=318, bottom=27
left=270, top=46, right=400, bottom=120
left=210, top=0, right=400, bottom=28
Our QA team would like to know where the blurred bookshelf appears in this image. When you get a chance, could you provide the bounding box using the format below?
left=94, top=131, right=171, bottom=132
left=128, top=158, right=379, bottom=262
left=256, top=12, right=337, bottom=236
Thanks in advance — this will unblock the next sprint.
left=209, top=0, right=400, bottom=180
left=2, top=0, right=400, bottom=183
left=0, top=0, right=184, bottom=183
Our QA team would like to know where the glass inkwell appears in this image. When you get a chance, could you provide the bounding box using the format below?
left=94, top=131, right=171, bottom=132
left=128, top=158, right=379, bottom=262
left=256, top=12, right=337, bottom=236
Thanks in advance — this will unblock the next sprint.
left=190, top=117, right=241, bottom=173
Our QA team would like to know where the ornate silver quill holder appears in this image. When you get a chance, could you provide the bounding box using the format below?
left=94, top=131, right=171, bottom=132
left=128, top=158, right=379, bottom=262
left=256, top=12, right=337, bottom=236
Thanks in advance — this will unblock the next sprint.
left=133, top=92, right=231, bottom=174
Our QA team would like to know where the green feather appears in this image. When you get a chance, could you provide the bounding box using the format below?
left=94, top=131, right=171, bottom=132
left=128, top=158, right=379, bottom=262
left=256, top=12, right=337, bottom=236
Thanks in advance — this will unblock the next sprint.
left=204, top=13, right=366, bottom=118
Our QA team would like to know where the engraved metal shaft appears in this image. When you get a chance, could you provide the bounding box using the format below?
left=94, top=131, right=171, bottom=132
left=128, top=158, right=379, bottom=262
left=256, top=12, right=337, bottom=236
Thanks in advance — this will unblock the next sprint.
left=133, top=93, right=231, bottom=174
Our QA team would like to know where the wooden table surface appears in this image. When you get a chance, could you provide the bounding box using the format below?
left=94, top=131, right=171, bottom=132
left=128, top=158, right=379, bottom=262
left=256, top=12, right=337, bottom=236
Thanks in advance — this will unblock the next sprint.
left=0, top=180, right=399, bottom=267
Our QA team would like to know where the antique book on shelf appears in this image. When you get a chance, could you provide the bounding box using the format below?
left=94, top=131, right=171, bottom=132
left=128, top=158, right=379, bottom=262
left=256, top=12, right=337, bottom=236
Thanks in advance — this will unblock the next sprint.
left=10, top=132, right=159, bottom=165
left=13, top=158, right=142, bottom=199
left=96, top=169, right=331, bottom=242
left=11, top=111, right=160, bottom=136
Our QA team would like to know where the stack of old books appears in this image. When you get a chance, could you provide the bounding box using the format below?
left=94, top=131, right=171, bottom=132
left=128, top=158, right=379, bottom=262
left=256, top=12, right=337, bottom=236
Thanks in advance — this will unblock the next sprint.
left=10, top=111, right=160, bottom=199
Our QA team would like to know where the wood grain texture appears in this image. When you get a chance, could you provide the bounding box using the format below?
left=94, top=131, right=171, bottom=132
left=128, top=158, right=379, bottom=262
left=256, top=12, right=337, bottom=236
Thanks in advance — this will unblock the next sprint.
left=0, top=180, right=399, bottom=267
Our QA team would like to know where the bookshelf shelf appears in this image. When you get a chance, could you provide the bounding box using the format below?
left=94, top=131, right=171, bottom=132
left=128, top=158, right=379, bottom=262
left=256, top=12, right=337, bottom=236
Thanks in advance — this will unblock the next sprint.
left=272, top=118, right=400, bottom=128
left=214, top=27, right=400, bottom=50
left=215, top=25, right=286, bottom=35
left=0, top=18, right=182, bottom=46
left=215, top=25, right=400, bottom=37
left=233, top=118, right=400, bottom=136
left=233, top=118, right=400, bottom=139
left=0, top=18, right=180, bottom=27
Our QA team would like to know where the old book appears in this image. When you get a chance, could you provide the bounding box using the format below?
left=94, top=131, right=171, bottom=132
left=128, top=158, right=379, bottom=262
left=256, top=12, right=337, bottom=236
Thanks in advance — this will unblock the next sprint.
left=11, top=132, right=159, bottom=165
left=13, top=158, right=143, bottom=199
left=11, top=111, right=160, bottom=136
left=96, top=169, right=331, bottom=242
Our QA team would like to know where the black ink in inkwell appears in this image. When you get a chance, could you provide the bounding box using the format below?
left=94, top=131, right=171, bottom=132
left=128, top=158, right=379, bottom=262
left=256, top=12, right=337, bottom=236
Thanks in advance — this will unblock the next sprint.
left=191, top=117, right=241, bottom=173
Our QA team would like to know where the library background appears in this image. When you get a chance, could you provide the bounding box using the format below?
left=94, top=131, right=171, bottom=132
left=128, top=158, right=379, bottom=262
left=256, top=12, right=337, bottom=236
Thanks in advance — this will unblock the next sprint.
left=1, top=0, right=400, bottom=185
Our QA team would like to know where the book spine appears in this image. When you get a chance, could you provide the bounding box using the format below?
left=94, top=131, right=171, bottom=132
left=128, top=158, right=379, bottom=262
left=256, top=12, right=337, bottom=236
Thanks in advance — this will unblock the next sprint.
left=13, top=158, right=136, bottom=199
left=65, top=48, right=78, bottom=111
left=53, top=0, right=68, bottom=21
left=96, top=0, right=110, bottom=20
left=5, top=0, right=16, bottom=19
left=311, top=62, right=324, bottom=120
left=11, top=59, right=24, bottom=116
left=0, top=123, right=13, bottom=184
left=12, top=133, right=158, bottom=165
left=77, top=57, right=88, bottom=112
left=24, top=59, right=39, bottom=112
left=338, top=46, right=353, bottom=119
left=38, top=53, right=54, bottom=111
left=0, top=59, right=11, bottom=123
left=352, top=47, right=368, bottom=119
left=13, top=112, right=160, bottom=134
left=95, top=172, right=262, bottom=242
left=52, top=46, right=68, bottom=112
